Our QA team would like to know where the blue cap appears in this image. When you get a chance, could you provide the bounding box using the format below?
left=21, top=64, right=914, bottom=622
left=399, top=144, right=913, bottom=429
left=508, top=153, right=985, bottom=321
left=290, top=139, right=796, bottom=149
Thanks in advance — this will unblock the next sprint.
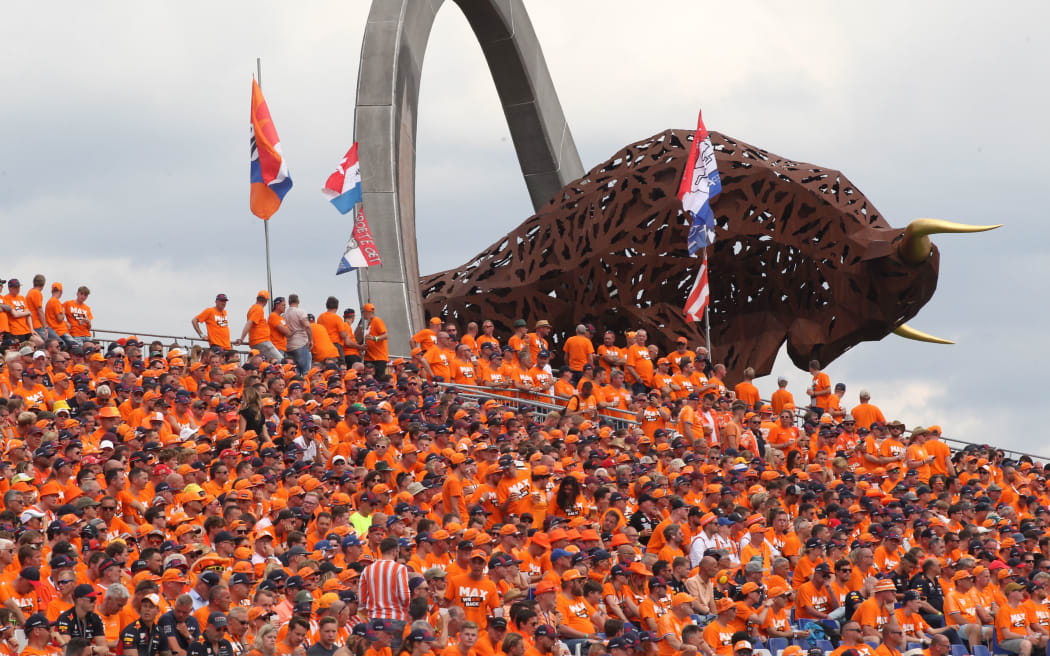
left=370, top=618, right=396, bottom=633
left=550, top=548, right=571, bottom=562
left=534, top=625, right=557, bottom=638
left=341, top=535, right=363, bottom=548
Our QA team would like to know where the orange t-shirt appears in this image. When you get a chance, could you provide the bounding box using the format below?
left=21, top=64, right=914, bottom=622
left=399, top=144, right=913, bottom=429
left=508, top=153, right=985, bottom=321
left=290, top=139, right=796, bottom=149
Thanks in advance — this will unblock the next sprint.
left=246, top=303, right=271, bottom=346
left=311, top=323, right=340, bottom=361
left=811, top=372, right=832, bottom=409
left=195, top=306, right=231, bottom=349
left=26, top=288, right=44, bottom=330
left=317, top=311, right=346, bottom=347
left=626, top=345, right=654, bottom=386
left=770, top=389, right=795, bottom=415
left=364, top=316, right=389, bottom=361
left=445, top=573, right=499, bottom=628
left=734, top=381, right=760, bottom=408
left=4, top=294, right=31, bottom=334
left=45, top=297, right=68, bottom=335
left=267, top=312, right=288, bottom=351
left=562, top=336, right=595, bottom=371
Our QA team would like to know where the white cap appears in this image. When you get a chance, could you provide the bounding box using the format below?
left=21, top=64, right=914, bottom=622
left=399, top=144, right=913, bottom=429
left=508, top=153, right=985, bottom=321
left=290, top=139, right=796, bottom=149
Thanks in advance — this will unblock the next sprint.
left=99, top=440, right=114, bottom=450
left=20, top=509, right=45, bottom=522
left=332, top=455, right=346, bottom=463
left=179, top=427, right=198, bottom=441
left=33, top=350, right=46, bottom=359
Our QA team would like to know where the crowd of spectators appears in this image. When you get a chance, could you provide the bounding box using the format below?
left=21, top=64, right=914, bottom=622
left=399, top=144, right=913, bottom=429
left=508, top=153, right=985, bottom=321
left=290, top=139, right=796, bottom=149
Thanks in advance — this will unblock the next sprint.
left=0, top=277, right=1046, bottom=656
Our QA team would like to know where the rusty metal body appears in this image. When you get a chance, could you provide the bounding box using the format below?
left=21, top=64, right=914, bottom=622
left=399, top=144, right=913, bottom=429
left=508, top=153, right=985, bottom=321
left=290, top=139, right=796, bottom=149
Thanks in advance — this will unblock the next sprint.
left=421, top=129, right=939, bottom=377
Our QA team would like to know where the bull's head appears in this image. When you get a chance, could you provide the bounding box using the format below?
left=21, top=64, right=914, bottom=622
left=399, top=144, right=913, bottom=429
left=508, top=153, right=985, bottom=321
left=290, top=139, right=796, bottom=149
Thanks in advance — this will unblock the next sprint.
left=420, top=129, right=998, bottom=377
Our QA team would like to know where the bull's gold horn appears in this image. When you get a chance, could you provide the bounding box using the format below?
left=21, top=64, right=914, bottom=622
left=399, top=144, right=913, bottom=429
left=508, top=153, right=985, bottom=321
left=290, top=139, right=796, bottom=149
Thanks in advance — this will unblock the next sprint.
left=898, top=218, right=1002, bottom=264
left=892, top=324, right=954, bottom=345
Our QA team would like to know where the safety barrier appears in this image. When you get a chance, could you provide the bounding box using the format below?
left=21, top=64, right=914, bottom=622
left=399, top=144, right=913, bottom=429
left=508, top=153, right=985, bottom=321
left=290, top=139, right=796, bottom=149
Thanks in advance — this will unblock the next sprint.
left=81, top=338, right=1050, bottom=462
left=433, top=382, right=642, bottom=432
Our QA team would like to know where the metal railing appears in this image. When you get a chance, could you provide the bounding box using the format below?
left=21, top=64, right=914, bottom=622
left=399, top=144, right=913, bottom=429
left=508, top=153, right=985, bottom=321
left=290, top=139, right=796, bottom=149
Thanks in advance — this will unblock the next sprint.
left=76, top=338, right=1050, bottom=463
left=434, top=382, right=641, bottom=431
left=89, top=328, right=254, bottom=360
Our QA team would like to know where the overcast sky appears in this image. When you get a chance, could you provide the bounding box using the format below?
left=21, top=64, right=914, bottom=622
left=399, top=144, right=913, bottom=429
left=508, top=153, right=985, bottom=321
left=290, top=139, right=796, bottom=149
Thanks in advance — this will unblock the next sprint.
left=2, top=2, right=1047, bottom=451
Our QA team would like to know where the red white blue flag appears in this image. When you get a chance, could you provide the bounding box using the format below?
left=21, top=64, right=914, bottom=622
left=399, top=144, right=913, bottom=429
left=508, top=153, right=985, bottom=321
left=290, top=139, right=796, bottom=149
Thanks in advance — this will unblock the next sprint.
left=322, top=143, right=363, bottom=214
left=684, top=252, right=709, bottom=322
left=249, top=78, right=293, bottom=220
left=677, top=109, right=721, bottom=254
left=336, top=205, right=382, bottom=274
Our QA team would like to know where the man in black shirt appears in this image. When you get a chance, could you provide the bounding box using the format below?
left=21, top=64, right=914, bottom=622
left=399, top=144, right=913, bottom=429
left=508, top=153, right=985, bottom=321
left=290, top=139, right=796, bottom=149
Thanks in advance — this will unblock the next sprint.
left=188, top=613, right=234, bottom=656
left=120, top=593, right=164, bottom=656
left=158, top=595, right=201, bottom=656
left=628, top=494, right=660, bottom=544
left=910, top=557, right=958, bottom=643
left=56, top=585, right=106, bottom=652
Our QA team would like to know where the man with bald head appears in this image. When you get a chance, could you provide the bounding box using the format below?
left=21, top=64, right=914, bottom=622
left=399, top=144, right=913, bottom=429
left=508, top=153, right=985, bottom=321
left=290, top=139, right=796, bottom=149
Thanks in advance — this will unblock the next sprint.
left=562, top=324, right=595, bottom=383
left=422, top=332, right=454, bottom=381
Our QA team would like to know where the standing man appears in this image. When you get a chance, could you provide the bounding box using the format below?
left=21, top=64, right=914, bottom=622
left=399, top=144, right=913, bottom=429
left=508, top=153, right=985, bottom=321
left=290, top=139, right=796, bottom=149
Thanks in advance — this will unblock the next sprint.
left=561, top=325, right=595, bottom=382
left=192, top=294, right=231, bottom=352
left=318, top=297, right=350, bottom=361
left=236, top=291, right=281, bottom=361
left=358, top=537, right=410, bottom=653
left=359, top=303, right=388, bottom=379
left=45, top=282, right=73, bottom=347
left=342, top=308, right=362, bottom=366
left=807, top=359, right=832, bottom=412
left=267, top=296, right=290, bottom=357
left=4, top=279, right=41, bottom=346
left=284, top=295, right=313, bottom=375
left=27, top=275, right=47, bottom=343
left=63, top=285, right=94, bottom=344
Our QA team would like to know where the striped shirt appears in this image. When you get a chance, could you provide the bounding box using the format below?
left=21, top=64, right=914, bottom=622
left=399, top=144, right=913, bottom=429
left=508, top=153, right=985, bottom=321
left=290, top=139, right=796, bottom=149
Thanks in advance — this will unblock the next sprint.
left=359, top=557, right=411, bottom=621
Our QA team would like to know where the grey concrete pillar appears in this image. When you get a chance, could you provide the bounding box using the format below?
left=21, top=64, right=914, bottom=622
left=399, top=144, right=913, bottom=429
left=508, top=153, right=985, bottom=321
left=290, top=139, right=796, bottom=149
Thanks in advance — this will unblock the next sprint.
left=354, top=0, right=583, bottom=356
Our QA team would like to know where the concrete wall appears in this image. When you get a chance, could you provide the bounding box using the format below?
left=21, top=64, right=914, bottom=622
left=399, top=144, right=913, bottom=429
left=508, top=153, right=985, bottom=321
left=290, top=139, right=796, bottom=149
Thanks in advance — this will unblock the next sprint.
left=353, top=0, right=583, bottom=355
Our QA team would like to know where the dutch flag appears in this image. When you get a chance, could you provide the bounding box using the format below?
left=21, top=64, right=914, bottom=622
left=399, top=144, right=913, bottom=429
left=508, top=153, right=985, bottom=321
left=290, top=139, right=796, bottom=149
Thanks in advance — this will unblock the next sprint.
left=322, top=143, right=363, bottom=215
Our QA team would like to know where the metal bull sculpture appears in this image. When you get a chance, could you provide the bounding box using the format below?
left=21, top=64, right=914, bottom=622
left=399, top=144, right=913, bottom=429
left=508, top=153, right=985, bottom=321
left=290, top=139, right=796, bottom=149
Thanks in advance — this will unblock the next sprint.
left=420, top=129, right=999, bottom=378
left=353, top=0, right=998, bottom=376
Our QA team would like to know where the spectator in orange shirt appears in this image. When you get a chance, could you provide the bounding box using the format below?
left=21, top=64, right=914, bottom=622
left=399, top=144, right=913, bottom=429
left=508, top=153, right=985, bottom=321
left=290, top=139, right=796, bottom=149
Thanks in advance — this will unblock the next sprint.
left=267, top=297, right=290, bottom=355
left=26, top=275, right=47, bottom=343
left=807, top=360, right=832, bottom=410
left=561, top=325, right=595, bottom=380
left=446, top=550, right=499, bottom=629
left=236, top=291, right=281, bottom=361
left=770, top=377, right=794, bottom=416
left=733, top=367, right=760, bottom=410
left=853, top=579, right=897, bottom=640
left=44, top=282, right=73, bottom=347
left=625, top=330, right=654, bottom=395
left=360, top=303, right=389, bottom=378
left=192, top=294, right=231, bottom=351
left=850, top=390, right=886, bottom=430
left=2, top=279, right=40, bottom=347
left=700, top=598, right=738, bottom=656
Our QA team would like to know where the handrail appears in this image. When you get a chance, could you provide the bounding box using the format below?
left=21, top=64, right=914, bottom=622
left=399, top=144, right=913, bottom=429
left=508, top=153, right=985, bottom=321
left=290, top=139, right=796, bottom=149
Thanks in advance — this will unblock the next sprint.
left=91, top=328, right=218, bottom=346
left=434, top=381, right=642, bottom=429
left=71, top=338, right=1050, bottom=462
left=89, top=328, right=253, bottom=357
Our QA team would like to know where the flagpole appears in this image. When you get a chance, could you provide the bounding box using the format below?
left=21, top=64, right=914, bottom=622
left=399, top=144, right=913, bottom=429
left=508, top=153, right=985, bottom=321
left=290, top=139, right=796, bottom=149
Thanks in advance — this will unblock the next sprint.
left=257, top=56, right=274, bottom=302
left=703, top=246, right=713, bottom=360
